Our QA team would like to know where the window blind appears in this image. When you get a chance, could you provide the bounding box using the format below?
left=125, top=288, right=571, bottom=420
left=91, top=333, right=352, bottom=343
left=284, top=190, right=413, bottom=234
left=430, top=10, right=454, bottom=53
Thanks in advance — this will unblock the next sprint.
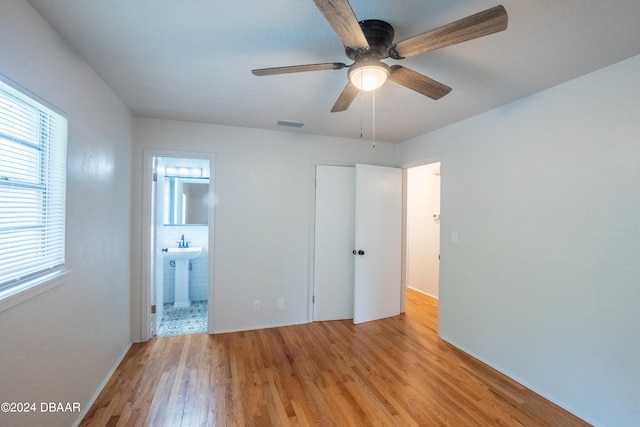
left=0, top=78, right=67, bottom=294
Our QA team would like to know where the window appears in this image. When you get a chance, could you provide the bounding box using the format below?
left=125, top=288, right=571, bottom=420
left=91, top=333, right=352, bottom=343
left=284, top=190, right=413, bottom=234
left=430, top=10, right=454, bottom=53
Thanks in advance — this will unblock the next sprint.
left=0, top=76, right=67, bottom=300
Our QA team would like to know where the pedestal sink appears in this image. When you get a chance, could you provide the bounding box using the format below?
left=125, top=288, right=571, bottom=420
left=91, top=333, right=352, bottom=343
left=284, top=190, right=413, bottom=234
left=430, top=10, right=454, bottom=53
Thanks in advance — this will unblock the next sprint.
left=165, top=247, right=202, bottom=309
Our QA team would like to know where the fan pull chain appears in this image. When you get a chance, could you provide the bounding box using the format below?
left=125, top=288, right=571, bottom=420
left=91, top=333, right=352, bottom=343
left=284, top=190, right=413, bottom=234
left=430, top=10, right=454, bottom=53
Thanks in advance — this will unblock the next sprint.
left=360, top=87, right=364, bottom=139
left=372, top=91, right=376, bottom=148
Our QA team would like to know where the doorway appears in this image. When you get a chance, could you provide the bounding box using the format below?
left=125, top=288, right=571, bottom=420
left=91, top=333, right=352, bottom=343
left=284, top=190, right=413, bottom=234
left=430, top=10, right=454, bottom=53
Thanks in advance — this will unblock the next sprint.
left=405, top=162, right=441, bottom=299
left=142, top=150, right=215, bottom=340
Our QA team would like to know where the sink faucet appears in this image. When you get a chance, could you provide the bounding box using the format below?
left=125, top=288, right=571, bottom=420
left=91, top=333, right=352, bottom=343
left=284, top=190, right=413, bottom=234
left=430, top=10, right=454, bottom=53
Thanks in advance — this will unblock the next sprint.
left=177, top=235, right=190, bottom=248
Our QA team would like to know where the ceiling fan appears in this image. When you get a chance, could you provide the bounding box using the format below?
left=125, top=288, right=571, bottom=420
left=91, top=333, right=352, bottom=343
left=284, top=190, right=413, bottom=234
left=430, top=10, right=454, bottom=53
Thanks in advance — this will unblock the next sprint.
left=252, top=0, right=508, bottom=112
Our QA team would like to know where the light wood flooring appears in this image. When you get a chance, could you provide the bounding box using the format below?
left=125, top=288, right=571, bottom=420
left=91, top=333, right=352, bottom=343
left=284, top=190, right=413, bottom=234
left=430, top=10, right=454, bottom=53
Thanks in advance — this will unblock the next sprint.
left=80, top=290, right=590, bottom=426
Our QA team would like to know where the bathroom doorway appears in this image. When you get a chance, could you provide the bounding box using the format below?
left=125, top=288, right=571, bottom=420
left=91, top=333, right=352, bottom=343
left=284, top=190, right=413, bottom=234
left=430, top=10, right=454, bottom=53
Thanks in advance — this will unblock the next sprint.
left=144, top=151, right=215, bottom=338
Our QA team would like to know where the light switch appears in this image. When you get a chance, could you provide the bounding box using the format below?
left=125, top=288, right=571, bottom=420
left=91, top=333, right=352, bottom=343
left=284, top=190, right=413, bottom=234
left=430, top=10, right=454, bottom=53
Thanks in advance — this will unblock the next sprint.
left=451, top=231, right=459, bottom=243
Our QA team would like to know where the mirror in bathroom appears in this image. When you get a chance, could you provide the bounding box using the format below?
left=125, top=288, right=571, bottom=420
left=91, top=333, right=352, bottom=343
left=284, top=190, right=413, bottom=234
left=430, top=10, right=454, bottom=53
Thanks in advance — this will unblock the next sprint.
left=163, top=177, right=209, bottom=225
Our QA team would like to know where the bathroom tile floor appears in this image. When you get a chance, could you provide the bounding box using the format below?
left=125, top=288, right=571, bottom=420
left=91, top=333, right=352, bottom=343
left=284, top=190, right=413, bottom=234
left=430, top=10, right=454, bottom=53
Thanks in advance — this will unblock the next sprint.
left=157, top=300, right=208, bottom=336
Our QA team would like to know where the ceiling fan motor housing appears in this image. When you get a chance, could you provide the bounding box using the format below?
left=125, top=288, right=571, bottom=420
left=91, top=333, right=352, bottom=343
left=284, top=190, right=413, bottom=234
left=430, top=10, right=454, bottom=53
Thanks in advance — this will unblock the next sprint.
left=345, top=19, right=394, bottom=61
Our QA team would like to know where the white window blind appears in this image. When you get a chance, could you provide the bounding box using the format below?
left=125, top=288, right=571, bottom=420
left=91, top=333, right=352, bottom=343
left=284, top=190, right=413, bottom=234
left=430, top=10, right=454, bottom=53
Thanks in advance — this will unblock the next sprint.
left=0, top=78, right=67, bottom=295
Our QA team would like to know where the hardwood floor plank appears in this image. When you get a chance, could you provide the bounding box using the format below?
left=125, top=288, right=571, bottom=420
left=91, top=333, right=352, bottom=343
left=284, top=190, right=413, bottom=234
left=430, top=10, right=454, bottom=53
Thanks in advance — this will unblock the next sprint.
left=80, top=290, right=590, bottom=426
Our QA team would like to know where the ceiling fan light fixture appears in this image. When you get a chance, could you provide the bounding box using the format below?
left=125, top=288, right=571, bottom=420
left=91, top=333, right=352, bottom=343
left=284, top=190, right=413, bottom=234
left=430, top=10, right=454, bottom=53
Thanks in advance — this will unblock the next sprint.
left=348, top=62, right=390, bottom=91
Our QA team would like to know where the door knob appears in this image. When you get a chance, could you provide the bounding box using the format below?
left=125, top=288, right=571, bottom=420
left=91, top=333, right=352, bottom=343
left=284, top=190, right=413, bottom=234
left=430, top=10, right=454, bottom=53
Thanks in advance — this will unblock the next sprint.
left=161, top=248, right=168, bottom=253
left=353, top=249, right=365, bottom=255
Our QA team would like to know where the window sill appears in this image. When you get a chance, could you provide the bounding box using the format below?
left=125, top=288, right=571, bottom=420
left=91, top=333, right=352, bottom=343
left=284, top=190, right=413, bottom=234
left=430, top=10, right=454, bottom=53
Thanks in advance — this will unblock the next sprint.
left=0, top=269, right=71, bottom=314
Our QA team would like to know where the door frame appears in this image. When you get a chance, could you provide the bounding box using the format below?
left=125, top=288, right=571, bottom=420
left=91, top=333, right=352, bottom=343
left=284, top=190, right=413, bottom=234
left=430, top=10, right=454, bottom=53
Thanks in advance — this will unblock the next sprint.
left=140, top=148, right=216, bottom=341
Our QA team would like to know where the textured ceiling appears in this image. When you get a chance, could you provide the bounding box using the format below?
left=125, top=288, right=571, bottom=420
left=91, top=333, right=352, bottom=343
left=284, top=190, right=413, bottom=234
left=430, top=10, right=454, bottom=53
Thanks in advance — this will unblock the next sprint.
left=26, top=0, right=640, bottom=143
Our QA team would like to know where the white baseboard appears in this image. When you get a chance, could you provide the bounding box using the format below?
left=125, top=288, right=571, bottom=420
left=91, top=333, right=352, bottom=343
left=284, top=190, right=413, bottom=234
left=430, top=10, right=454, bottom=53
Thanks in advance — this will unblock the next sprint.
left=72, top=342, right=132, bottom=427
left=407, top=286, right=439, bottom=300
left=213, top=320, right=309, bottom=335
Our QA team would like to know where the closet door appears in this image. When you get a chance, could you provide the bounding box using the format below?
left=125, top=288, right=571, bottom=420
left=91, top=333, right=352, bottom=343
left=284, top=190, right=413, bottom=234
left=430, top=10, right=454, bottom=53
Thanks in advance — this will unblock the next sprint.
left=313, top=165, right=355, bottom=321
left=353, top=164, right=402, bottom=324
left=313, top=164, right=402, bottom=324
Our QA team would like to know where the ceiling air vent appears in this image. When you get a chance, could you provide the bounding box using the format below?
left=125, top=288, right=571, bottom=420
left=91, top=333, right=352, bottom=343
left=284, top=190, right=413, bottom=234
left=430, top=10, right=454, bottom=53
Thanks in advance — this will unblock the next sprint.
left=276, top=119, right=306, bottom=129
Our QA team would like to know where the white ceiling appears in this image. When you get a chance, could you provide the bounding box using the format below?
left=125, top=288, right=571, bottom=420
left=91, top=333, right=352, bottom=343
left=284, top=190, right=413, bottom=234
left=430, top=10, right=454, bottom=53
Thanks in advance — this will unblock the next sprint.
left=26, top=0, right=640, bottom=143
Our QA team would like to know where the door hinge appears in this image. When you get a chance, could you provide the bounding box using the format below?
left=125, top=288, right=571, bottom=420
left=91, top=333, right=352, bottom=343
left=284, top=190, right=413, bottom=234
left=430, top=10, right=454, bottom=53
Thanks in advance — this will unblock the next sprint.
left=151, top=304, right=156, bottom=314
left=152, top=172, right=158, bottom=182
left=312, top=295, right=315, bottom=303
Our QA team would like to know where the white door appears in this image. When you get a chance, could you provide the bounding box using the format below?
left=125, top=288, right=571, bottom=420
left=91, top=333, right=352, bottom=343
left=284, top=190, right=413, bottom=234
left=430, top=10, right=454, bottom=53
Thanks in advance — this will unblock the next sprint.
left=353, top=164, right=402, bottom=324
left=313, top=166, right=355, bottom=320
left=151, top=158, right=164, bottom=337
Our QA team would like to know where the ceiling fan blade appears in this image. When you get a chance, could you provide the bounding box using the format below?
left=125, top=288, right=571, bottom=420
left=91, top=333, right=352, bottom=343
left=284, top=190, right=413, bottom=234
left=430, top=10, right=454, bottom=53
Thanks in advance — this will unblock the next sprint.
left=312, top=0, right=369, bottom=50
left=389, top=65, right=452, bottom=100
left=389, top=5, right=508, bottom=59
left=252, top=62, right=347, bottom=76
left=331, top=82, right=360, bottom=112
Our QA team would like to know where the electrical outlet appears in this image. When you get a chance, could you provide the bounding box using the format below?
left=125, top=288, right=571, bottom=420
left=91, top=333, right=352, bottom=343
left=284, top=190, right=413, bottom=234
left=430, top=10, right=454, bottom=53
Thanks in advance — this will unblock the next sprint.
left=276, top=298, right=285, bottom=310
left=253, top=300, right=260, bottom=312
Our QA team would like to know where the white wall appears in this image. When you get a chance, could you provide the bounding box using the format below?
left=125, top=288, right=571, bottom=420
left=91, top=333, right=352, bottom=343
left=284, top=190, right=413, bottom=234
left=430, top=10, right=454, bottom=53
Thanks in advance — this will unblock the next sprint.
left=399, top=55, right=640, bottom=426
left=131, top=118, right=398, bottom=336
left=406, top=163, right=441, bottom=298
left=0, top=2, right=133, bottom=427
